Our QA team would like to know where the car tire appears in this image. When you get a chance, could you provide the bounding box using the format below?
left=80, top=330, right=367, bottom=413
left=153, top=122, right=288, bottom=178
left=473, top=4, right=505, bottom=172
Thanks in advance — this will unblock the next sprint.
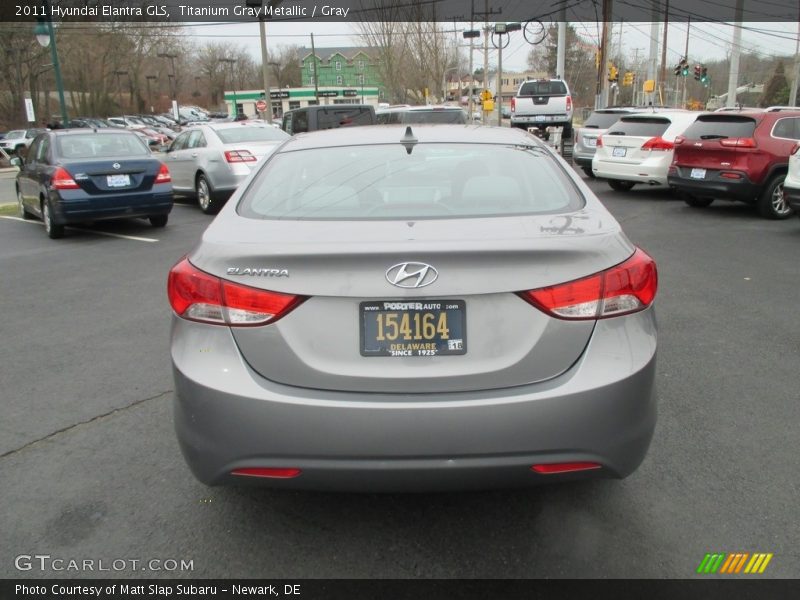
left=683, top=195, right=714, bottom=208
left=758, top=174, right=793, bottom=220
left=608, top=179, right=635, bottom=191
left=582, top=167, right=596, bottom=179
left=17, top=188, right=32, bottom=219
left=149, top=214, right=168, bottom=228
left=196, top=173, right=222, bottom=215
left=42, top=199, right=64, bottom=239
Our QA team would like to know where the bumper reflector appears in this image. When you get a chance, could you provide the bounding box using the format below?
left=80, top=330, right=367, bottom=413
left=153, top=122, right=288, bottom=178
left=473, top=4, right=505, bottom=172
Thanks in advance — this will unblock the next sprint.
left=531, top=462, right=602, bottom=474
left=231, top=467, right=302, bottom=479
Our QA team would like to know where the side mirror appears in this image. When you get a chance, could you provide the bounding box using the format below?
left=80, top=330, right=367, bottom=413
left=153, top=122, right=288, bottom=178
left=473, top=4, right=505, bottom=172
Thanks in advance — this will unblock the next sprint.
left=10, top=156, right=23, bottom=167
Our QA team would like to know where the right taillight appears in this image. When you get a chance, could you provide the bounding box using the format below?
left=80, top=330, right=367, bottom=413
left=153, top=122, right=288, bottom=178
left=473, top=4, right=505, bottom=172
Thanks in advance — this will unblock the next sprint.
left=167, top=257, right=306, bottom=326
left=720, top=137, right=757, bottom=148
left=596, top=135, right=603, bottom=147
left=510, top=97, right=516, bottom=113
left=518, top=248, right=658, bottom=320
left=224, top=150, right=257, bottom=163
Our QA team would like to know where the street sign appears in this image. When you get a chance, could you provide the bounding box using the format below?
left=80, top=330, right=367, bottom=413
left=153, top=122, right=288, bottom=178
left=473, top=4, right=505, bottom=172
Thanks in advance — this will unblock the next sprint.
left=256, top=99, right=268, bottom=112
left=269, top=91, right=290, bottom=99
left=24, top=98, right=35, bottom=122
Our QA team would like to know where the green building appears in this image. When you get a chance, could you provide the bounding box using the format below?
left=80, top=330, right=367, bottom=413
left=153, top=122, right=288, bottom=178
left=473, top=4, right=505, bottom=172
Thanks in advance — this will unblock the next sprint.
left=299, top=47, right=383, bottom=99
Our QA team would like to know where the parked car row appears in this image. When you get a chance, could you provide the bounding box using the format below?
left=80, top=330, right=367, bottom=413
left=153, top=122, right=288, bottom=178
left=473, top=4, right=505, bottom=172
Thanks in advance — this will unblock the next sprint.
left=578, top=107, right=800, bottom=220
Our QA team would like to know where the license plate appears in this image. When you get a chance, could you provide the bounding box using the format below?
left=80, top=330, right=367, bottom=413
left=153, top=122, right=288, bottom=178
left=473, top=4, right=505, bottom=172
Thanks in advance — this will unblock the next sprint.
left=586, top=138, right=597, bottom=148
left=690, top=168, right=706, bottom=179
left=612, top=146, right=626, bottom=157
left=360, top=300, right=466, bottom=357
left=107, top=174, right=130, bottom=187
left=535, top=115, right=545, bottom=122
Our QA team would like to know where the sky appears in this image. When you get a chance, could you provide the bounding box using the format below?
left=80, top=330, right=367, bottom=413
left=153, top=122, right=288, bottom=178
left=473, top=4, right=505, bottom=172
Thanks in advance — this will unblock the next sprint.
left=184, top=20, right=800, bottom=73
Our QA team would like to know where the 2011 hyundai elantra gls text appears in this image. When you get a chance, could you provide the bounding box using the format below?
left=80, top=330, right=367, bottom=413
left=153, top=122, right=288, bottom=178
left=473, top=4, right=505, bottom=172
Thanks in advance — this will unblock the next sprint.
left=168, top=125, right=658, bottom=492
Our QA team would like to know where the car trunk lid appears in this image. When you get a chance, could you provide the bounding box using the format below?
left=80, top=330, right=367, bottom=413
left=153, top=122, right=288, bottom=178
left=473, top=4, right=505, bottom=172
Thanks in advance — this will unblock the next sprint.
left=190, top=209, right=635, bottom=393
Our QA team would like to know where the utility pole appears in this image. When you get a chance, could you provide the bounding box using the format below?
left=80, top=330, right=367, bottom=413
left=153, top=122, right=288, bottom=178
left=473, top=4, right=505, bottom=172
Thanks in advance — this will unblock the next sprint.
left=469, top=0, right=475, bottom=118
left=726, top=0, right=744, bottom=108
left=659, top=0, right=669, bottom=105
left=556, top=2, right=566, bottom=80
left=310, top=33, right=319, bottom=105
left=483, top=0, right=489, bottom=92
left=598, top=0, right=611, bottom=108
left=647, top=1, right=660, bottom=106
left=681, top=18, right=690, bottom=108
left=259, top=18, right=272, bottom=124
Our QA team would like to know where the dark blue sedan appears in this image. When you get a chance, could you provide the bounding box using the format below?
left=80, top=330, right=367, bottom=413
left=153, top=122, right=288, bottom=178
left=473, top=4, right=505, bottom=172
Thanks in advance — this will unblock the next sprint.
left=15, top=129, right=173, bottom=239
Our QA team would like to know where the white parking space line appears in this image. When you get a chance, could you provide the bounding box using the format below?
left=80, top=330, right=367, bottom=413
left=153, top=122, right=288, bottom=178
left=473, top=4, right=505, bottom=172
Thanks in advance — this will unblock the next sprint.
left=0, top=216, right=159, bottom=243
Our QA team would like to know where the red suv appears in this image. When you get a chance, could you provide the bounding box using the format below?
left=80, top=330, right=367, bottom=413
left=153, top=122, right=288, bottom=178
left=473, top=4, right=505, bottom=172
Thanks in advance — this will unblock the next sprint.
left=667, top=110, right=800, bottom=219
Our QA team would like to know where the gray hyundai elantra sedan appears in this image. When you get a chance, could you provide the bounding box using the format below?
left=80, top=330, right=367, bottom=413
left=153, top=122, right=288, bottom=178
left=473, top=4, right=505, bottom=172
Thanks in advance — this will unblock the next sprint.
left=168, top=124, right=658, bottom=492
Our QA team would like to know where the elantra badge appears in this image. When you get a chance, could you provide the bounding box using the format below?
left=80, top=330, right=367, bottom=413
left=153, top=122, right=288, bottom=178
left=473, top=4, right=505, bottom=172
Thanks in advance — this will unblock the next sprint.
left=386, top=262, right=438, bottom=289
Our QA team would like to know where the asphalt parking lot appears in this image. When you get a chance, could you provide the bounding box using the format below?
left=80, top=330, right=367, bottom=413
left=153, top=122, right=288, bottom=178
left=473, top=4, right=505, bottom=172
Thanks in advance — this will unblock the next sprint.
left=0, top=168, right=798, bottom=579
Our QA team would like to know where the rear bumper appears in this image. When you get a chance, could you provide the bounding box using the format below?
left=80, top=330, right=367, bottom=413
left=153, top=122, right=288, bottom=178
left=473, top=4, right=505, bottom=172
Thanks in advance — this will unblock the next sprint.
left=667, top=169, right=760, bottom=203
left=593, top=156, right=671, bottom=185
left=53, top=189, right=174, bottom=223
left=171, top=309, right=658, bottom=492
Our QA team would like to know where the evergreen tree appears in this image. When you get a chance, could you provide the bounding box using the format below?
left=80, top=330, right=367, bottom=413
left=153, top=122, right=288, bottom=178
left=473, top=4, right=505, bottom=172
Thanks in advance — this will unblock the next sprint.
left=758, top=61, right=789, bottom=107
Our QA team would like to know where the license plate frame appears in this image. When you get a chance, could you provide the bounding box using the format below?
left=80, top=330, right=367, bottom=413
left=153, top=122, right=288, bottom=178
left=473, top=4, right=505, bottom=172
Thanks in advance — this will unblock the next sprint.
left=585, top=138, right=597, bottom=148
left=107, top=174, right=130, bottom=187
left=360, top=300, right=466, bottom=357
left=690, top=168, right=707, bottom=179
left=612, top=146, right=627, bottom=158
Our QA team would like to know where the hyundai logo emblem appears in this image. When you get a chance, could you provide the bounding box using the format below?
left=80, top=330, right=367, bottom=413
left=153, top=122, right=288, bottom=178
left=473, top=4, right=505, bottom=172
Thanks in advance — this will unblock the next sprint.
left=385, top=262, right=438, bottom=289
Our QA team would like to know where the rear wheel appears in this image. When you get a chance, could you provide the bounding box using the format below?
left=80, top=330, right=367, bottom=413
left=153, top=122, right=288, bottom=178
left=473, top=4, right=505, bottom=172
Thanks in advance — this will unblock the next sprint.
left=758, top=174, right=792, bottom=220
left=683, top=195, right=714, bottom=208
left=196, top=173, right=223, bottom=215
left=608, top=179, right=635, bottom=192
left=42, top=199, right=64, bottom=239
left=149, top=214, right=168, bottom=228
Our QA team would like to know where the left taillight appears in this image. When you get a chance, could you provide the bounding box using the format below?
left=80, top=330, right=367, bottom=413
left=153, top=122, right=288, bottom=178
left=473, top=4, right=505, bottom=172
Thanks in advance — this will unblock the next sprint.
left=155, top=163, right=171, bottom=183
left=52, top=166, right=79, bottom=190
left=640, top=136, right=674, bottom=151
left=167, top=257, right=306, bottom=326
left=518, top=248, right=658, bottom=320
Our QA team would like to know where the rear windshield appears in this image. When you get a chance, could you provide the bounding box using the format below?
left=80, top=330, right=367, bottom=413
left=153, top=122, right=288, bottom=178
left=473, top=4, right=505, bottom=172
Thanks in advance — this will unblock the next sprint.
left=400, top=110, right=467, bottom=124
left=238, top=144, right=582, bottom=220
left=681, top=116, right=757, bottom=140
left=6, top=130, right=24, bottom=138
left=519, top=81, right=567, bottom=96
left=56, top=133, right=150, bottom=158
left=583, top=111, right=629, bottom=129
left=606, top=117, right=670, bottom=137
left=216, top=126, right=289, bottom=144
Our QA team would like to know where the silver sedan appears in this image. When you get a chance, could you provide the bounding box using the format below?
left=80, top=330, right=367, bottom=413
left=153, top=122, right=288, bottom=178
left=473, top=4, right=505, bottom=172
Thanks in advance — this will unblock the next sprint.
left=165, top=122, right=289, bottom=213
left=168, top=125, right=659, bottom=492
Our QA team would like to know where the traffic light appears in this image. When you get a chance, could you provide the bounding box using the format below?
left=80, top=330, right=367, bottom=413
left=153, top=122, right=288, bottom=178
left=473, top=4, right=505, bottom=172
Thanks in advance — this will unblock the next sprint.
left=674, top=58, right=688, bottom=77
left=700, top=66, right=709, bottom=85
left=608, top=64, right=618, bottom=83
left=623, top=71, right=635, bottom=86
left=694, top=64, right=702, bottom=81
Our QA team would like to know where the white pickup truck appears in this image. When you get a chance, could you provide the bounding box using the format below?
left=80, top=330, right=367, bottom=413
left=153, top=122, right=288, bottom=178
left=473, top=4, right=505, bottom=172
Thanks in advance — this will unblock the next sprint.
left=510, top=79, right=573, bottom=139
